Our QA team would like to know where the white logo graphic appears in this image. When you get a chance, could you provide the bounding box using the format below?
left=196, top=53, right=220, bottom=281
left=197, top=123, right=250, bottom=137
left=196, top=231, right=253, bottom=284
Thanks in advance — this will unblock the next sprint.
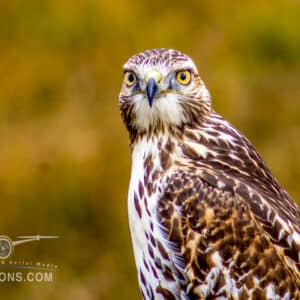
left=0, top=235, right=59, bottom=260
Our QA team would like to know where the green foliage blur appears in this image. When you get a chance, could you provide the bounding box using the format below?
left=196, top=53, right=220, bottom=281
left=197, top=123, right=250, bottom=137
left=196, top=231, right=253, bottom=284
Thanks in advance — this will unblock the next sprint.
left=0, top=1, right=299, bottom=299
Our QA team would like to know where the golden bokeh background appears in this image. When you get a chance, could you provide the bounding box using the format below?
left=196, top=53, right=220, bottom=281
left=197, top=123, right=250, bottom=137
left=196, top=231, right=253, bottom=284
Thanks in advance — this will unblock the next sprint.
left=0, top=1, right=300, bottom=299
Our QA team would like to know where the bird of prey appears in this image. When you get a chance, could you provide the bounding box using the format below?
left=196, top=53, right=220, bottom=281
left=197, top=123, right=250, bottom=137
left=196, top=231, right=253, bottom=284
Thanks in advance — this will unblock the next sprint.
left=119, top=48, right=300, bottom=299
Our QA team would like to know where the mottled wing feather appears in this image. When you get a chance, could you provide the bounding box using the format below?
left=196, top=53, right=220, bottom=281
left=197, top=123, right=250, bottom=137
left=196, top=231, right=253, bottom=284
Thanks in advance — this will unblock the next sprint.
left=158, top=170, right=300, bottom=299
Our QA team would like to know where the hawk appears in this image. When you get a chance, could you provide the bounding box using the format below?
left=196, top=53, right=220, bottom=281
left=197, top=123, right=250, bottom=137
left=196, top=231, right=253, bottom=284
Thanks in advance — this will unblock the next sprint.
left=119, top=48, right=300, bottom=299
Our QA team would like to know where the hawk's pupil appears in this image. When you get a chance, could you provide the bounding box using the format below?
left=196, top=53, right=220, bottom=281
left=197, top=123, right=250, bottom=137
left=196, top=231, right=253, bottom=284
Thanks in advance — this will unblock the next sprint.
left=128, top=73, right=135, bottom=82
left=180, top=73, right=186, bottom=81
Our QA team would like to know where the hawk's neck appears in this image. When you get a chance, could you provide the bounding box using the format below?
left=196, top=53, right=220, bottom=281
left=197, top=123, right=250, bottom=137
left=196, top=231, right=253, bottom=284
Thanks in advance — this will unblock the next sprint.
left=130, top=111, right=287, bottom=202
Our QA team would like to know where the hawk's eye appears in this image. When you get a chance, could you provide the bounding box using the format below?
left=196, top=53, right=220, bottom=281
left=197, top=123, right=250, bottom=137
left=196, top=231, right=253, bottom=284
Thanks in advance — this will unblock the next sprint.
left=124, top=71, right=137, bottom=87
left=176, top=70, right=191, bottom=85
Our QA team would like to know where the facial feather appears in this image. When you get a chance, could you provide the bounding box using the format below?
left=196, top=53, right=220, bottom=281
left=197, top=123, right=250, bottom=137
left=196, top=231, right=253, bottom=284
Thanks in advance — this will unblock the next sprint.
left=119, top=48, right=211, bottom=136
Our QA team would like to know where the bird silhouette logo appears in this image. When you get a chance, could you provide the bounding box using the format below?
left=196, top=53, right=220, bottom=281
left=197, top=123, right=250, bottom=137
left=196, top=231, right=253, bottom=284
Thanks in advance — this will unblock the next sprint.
left=0, top=235, right=59, bottom=260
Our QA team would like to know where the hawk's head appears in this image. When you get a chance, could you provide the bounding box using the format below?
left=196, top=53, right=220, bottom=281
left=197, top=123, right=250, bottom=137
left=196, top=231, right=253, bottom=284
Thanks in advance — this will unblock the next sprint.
left=119, top=48, right=211, bottom=135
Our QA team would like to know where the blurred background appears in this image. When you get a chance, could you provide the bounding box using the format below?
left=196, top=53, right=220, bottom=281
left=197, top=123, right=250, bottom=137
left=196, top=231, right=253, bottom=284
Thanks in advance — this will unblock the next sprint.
left=0, top=0, right=300, bottom=299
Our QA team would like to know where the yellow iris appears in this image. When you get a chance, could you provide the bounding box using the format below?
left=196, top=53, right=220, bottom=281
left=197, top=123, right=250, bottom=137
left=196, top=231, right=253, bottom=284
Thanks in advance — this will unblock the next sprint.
left=124, top=71, right=137, bottom=86
left=176, top=70, right=191, bottom=85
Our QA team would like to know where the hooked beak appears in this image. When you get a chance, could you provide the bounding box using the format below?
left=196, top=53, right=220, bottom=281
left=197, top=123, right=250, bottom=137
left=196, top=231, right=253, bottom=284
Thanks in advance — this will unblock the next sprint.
left=144, top=70, right=162, bottom=107
left=146, top=78, right=159, bottom=107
